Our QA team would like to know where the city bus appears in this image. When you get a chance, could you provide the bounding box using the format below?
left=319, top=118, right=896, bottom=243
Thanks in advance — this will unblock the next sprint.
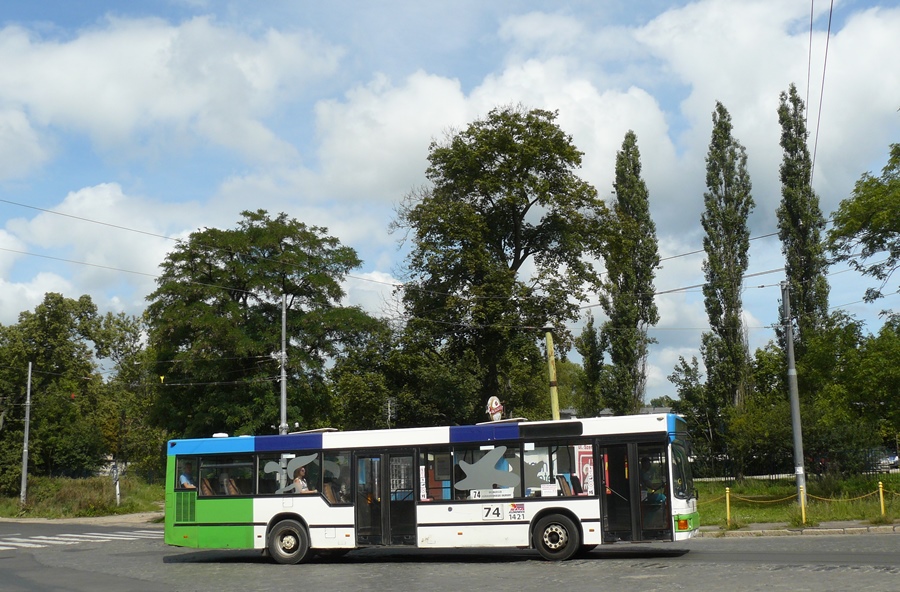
left=164, top=413, right=698, bottom=562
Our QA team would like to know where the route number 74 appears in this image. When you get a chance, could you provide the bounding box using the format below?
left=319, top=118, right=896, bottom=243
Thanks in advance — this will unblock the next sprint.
left=482, top=505, right=503, bottom=520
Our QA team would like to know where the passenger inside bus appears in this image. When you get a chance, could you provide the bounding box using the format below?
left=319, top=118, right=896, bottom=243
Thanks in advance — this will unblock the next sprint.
left=179, top=462, right=196, bottom=489
left=293, top=466, right=317, bottom=494
left=639, top=457, right=664, bottom=502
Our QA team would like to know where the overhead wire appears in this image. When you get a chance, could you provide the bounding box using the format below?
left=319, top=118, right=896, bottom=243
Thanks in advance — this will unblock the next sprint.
left=810, top=0, right=835, bottom=186
left=0, top=198, right=882, bottom=337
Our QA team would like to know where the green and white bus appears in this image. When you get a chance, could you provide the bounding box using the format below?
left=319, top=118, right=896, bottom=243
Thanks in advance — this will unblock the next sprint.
left=165, top=413, right=698, bottom=562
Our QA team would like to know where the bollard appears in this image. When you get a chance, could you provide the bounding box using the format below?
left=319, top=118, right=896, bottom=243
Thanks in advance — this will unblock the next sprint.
left=800, top=485, right=806, bottom=525
left=726, top=487, right=731, bottom=527
left=879, top=481, right=885, bottom=517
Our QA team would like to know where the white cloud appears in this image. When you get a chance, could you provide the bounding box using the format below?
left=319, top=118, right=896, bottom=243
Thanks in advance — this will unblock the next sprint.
left=314, top=71, right=471, bottom=203
left=0, top=272, right=74, bottom=326
left=0, top=108, right=50, bottom=180
left=6, top=183, right=198, bottom=316
left=0, top=17, right=343, bottom=164
left=343, top=270, right=402, bottom=318
left=498, top=12, right=586, bottom=58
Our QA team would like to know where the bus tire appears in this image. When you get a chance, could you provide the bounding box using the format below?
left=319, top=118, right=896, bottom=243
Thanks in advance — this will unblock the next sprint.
left=533, top=514, right=580, bottom=561
left=268, top=519, right=310, bottom=564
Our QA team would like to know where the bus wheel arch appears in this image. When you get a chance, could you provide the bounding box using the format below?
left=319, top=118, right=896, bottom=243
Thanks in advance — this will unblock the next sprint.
left=531, top=511, right=582, bottom=561
left=267, top=517, right=311, bottom=564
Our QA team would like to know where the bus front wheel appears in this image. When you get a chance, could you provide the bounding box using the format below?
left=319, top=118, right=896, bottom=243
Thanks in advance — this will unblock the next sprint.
left=533, top=514, right=580, bottom=561
left=268, top=519, right=310, bottom=564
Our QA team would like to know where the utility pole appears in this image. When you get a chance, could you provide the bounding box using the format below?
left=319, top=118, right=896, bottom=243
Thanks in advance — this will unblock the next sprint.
left=280, top=293, right=288, bottom=435
left=544, top=324, right=560, bottom=421
left=19, top=362, right=32, bottom=507
left=782, top=281, right=807, bottom=507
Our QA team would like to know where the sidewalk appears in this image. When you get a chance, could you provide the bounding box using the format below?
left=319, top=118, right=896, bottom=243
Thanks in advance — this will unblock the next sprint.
left=698, top=519, right=900, bottom=537
left=0, top=511, right=164, bottom=527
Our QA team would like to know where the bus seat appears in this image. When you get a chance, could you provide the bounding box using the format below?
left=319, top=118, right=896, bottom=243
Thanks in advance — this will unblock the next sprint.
left=323, top=483, right=337, bottom=504
left=200, top=478, right=216, bottom=496
left=225, top=479, right=241, bottom=495
left=556, top=475, right=572, bottom=497
left=570, top=475, right=583, bottom=495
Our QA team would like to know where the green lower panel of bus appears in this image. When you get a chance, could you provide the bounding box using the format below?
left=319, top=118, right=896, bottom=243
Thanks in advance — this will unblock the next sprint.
left=166, top=494, right=255, bottom=549
left=167, top=523, right=255, bottom=549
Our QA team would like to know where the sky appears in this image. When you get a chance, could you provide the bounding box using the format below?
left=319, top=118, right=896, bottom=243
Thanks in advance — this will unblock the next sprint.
left=1, top=0, right=898, bottom=403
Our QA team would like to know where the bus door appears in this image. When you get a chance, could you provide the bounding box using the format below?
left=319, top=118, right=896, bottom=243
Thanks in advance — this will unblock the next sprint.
left=355, top=452, right=416, bottom=546
left=634, top=442, right=672, bottom=541
left=599, top=444, right=634, bottom=542
left=599, top=442, right=672, bottom=543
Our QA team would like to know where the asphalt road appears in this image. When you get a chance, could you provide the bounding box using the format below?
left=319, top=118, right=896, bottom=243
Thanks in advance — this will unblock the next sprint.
left=1, top=521, right=898, bottom=592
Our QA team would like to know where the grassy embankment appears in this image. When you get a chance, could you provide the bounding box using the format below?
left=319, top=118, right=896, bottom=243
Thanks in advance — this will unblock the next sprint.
left=0, top=476, right=164, bottom=519
left=697, top=472, right=900, bottom=528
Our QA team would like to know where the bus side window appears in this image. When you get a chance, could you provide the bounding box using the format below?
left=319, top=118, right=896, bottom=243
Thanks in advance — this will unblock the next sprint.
left=176, top=457, right=198, bottom=490
left=421, top=449, right=452, bottom=501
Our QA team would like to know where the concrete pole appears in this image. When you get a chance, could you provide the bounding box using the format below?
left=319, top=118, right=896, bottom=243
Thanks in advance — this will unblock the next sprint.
left=782, top=281, right=807, bottom=509
left=544, top=324, right=560, bottom=421
left=280, top=293, right=288, bottom=435
left=19, top=362, right=32, bottom=507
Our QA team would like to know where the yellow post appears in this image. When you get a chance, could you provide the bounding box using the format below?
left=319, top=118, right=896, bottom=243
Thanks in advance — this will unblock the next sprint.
left=879, top=481, right=885, bottom=517
left=800, top=485, right=806, bottom=525
left=726, top=487, right=731, bottom=527
left=544, top=324, right=560, bottom=421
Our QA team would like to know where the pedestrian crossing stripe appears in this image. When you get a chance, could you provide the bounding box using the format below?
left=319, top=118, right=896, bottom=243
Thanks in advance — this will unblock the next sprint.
left=23, top=536, right=82, bottom=545
left=0, top=539, right=47, bottom=548
left=0, top=529, right=163, bottom=550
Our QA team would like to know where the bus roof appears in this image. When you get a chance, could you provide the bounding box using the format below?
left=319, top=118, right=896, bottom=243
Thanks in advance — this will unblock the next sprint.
left=167, top=413, right=685, bottom=456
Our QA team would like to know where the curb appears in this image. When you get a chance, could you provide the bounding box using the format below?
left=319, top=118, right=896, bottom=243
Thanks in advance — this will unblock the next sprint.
left=0, top=511, right=164, bottom=527
left=697, top=524, right=900, bottom=537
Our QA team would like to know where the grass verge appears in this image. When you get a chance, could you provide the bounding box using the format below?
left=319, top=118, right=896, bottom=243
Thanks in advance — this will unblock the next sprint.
left=697, top=473, right=900, bottom=528
left=0, top=476, right=164, bottom=519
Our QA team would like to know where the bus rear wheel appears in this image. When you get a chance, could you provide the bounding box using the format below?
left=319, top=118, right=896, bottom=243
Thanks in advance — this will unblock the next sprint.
left=268, top=519, right=310, bottom=564
left=533, top=514, right=580, bottom=561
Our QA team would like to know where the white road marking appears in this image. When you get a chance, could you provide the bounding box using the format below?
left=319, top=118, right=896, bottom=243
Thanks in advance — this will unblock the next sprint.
left=0, top=529, right=163, bottom=551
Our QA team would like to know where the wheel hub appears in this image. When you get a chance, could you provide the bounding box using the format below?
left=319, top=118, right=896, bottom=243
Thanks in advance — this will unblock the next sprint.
left=281, top=533, right=298, bottom=552
left=542, top=524, right=568, bottom=550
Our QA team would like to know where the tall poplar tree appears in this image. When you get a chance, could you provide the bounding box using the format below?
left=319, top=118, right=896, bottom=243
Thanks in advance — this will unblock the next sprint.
left=596, top=130, right=660, bottom=414
left=701, top=102, right=754, bottom=411
left=777, top=83, right=829, bottom=349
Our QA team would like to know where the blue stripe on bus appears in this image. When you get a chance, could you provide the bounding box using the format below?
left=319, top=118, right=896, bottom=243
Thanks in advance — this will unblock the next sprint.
left=167, top=436, right=256, bottom=455
left=254, top=433, right=324, bottom=452
left=449, top=423, right=520, bottom=443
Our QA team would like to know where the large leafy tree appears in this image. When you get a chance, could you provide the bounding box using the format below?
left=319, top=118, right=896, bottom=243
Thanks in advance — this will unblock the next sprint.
left=595, top=130, right=660, bottom=414
left=799, top=311, right=883, bottom=472
left=724, top=344, right=792, bottom=478
left=0, top=294, right=106, bottom=493
left=331, top=325, right=485, bottom=430
left=776, top=83, right=829, bottom=348
left=700, top=101, right=754, bottom=411
left=146, top=210, right=379, bottom=438
left=828, top=143, right=900, bottom=303
left=394, top=106, right=607, bottom=419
